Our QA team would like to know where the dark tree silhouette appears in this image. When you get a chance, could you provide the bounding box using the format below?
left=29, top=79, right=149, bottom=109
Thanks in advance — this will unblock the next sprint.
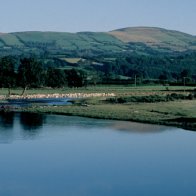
left=66, top=69, right=87, bottom=88
left=17, top=58, right=45, bottom=95
left=0, top=56, right=16, bottom=96
left=46, top=67, right=67, bottom=88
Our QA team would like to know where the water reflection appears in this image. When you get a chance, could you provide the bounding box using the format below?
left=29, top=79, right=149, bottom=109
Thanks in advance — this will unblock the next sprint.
left=0, top=112, right=14, bottom=129
left=0, top=112, right=45, bottom=131
left=20, top=112, right=45, bottom=130
left=110, top=121, right=168, bottom=134
left=0, top=112, right=15, bottom=143
left=0, top=112, right=45, bottom=142
left=0, top=112, right=177, bottom=144
left=44, top=115, right=170, bottom=134
left=0, top=113, right=195, bottom=196
left=0, top=112, right=172, bottom=133
left=19, top=113, right=45, bottom=139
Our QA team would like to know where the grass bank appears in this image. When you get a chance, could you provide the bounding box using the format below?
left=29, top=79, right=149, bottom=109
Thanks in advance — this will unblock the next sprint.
left=22, top=97, right=196, bottom=131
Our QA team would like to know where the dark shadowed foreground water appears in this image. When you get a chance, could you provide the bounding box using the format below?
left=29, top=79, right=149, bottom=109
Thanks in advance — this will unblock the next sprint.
left=0, top=112, right=196, bottom=196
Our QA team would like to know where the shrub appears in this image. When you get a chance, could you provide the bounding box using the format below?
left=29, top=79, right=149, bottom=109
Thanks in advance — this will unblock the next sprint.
left=117, top=97, right=127, bottom=103
left=187, top=93, right=194, bottom=100
left=106, top=92, right=195, bottom=104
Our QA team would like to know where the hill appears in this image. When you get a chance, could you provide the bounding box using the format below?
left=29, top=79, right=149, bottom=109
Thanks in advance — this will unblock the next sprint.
left=0, top=27, right=196, bottom=57
left=109, top=27, right=196, bottom=52
left=0, top=31, right=126, bottom=57
left=1, top=28, right=196, bottom=86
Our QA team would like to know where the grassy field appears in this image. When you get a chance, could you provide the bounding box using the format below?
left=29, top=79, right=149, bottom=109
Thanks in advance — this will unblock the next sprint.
left=4, top=85, right=193, bottom=131
left=60, top=58, right=83, bottom=64
left=0, top=85, right=194, bottom=96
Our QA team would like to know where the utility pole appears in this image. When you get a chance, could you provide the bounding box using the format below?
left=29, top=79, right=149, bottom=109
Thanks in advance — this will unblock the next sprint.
left=183, top=77, right=186, bottom=93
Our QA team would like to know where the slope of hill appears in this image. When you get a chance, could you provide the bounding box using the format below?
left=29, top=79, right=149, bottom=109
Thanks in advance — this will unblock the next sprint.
left=0, top=31, right=126, bottom=57
left=0, top=27, right=196, bottom=57
left=109, top=27, right=196, bottom=52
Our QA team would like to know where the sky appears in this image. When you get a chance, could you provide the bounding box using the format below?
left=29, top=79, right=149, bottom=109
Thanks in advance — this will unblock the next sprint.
left=0, top=0, right=195, bottom=35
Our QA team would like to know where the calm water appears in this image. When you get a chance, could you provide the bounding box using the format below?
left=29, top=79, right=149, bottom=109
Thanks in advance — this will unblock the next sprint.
left=0, top=112, right=196, bottom=196
left=0, top=98, right=72, bottom=108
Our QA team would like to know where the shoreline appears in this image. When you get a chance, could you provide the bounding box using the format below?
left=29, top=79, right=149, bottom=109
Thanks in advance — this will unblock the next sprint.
left=20, top=100, right=196, bottom=132
left=19, top=108, right=196, bottom=132
left=22, top=110, right=196, bottom=132
left=0, top=90, right=195, bottom=132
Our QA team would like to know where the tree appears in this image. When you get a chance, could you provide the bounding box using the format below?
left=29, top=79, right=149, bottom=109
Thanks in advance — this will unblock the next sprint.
left=0, top=56, right=16, bottom=96
left=46, top=67, right=67, bottom=88
left=66, top=69, right=87, bottom=88
left=180, top=69, right=192, bottom=84
left=17, top=58, right=45, bottom=95
left=181, top=69, right=191, bottom=78
left=159, top=74, right=168, bottom=85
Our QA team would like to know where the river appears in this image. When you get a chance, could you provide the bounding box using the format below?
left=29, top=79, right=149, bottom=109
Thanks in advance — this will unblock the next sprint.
left=0, top=112, right=196, bottom=196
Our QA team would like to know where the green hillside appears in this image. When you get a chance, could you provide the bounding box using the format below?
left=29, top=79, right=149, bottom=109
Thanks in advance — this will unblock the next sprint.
left=109, top=27, right=196, bottom=52
left=0, top=33, right=24, bottom=47
left=0, top=27, right=196, bottom=57
left=0, top=31, right=126, bottom=56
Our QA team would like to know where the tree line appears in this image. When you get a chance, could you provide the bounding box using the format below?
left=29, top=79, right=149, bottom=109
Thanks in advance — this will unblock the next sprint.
left=93, top=52, right=196, bottom=81
left=0, top=52, right=196, bottom=96
left=0, top=56, right=88, bottom=95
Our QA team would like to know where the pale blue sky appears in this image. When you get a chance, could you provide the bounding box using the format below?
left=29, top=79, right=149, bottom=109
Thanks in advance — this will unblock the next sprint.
left=0, top=0, right=195, bottom=35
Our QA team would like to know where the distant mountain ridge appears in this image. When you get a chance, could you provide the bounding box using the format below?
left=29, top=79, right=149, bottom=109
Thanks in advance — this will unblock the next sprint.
left=0, top=27, right=196, bottom=57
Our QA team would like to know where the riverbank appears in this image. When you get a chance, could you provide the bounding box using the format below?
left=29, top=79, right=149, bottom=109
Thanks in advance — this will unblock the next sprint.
left=1, top=86, right=196, bottom=131
left=21, top=98, right=196, bottom=131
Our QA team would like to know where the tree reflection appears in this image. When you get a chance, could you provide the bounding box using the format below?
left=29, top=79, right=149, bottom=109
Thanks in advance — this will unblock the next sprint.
left=20, top=112, right=45, bottom=131
left=0, top=112, right=15, bottom=143
left=0, top=112, right=14, bottom=129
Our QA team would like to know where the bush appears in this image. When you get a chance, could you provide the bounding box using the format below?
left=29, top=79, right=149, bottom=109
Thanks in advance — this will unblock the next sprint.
left=117, top=97, right=127, bottom=103
left=106, top=93, right=195, bottom=104
left=187, top=93, right=194, bottom=100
